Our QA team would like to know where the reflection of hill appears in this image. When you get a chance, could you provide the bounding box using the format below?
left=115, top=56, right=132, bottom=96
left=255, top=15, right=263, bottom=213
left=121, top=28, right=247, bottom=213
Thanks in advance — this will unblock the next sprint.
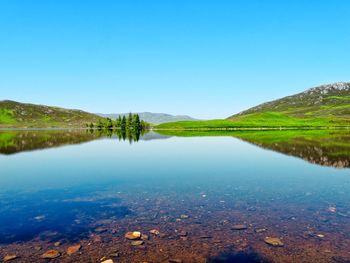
left=0, top=130, right=101, bottom=155
left=156, top=130, right=350, bottom=169
left=0, top=130, right=170, bottom=155
left=234, top=131, right=350, bottom=168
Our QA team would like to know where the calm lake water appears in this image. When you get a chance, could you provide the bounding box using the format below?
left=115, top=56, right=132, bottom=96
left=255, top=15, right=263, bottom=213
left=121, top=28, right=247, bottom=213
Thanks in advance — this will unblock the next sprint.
left=0, top=129, right=349, bottom=263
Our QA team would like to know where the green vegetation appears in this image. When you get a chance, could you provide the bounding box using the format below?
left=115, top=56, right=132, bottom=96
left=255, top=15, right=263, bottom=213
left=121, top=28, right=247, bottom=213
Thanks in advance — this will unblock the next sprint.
left=0, top=100, right=103, bottom=128
left=157, top=83, right=350, bottom=130
left=88, top=113, right=150, bottom=131
left=0, top=109, right=15, bottom=124
left=156, top=112, right=350, bottom=130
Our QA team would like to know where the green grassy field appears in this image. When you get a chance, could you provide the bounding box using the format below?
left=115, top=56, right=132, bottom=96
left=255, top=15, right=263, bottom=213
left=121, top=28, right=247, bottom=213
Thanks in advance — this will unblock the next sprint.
left=156, top=112, right=350, bottom=130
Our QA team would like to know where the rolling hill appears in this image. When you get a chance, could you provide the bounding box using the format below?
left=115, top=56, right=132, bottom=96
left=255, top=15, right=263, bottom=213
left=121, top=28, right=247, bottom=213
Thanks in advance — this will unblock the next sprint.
left=0, top=100, right=103, bottom=128
left=156, top=82, right=350, bottom=129
left=230, top=82, right=350, bottom=119
left=97, top=112, right=197, bottom=124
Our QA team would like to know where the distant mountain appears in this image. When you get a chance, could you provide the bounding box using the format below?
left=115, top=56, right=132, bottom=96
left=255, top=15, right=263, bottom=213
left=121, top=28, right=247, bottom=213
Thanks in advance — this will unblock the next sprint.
left=97, top=112, right=198, bottom=124
left=230, top=82, right=350, bottom=119
left=0, top=100, right=103, bottom=128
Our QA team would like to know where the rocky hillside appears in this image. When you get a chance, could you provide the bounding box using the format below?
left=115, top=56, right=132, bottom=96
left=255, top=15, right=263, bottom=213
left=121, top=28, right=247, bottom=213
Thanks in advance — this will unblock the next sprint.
left=0, top=100, right=103, bottom=128
left=230, top=82, right=350, bottom=119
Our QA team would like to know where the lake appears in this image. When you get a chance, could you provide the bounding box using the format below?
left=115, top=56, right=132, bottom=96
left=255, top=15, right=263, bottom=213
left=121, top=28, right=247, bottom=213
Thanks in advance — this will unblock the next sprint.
left=0, top=129, right=349, bottom=263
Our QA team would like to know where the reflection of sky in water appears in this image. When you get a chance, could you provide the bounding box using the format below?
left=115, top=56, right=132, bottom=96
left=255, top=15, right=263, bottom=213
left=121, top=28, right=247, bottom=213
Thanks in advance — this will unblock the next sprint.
left=0, top=135, right=349, bottom=243
left=1, top=136, right=349, bottom=190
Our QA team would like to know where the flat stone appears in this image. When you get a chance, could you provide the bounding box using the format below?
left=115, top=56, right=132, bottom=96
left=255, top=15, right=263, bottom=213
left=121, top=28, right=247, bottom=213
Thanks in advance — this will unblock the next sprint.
left=101, top=260, right=114, bottom=263
left=131, top=240, right=144, bottom=246
left=3, top=255, right=17, bottom=261
left=169, top=259, right=183, bottom=263
left=149, top=229, right=160, bottom=235
left=264, top=237, right=284, bottom=247
left=180, top=214, right=189, bottom=219
left=255, top=228, right=267, bottom=233
left=41, top=250, right=61, bottom=259
left=232, top=224, right=248, bottom=230
left=67, top=244, right=81, bottom=255
left=125, top=231, right=141, bottom=240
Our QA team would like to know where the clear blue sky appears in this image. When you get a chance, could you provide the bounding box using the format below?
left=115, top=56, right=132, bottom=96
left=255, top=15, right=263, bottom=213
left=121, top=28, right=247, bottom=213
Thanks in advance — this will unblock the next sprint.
left=0, top=0, right=349, bottom=119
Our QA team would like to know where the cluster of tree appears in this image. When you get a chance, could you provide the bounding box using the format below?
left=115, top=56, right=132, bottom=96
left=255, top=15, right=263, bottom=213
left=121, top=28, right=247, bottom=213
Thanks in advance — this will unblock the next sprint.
left=87, top=113, right=150, bottom=131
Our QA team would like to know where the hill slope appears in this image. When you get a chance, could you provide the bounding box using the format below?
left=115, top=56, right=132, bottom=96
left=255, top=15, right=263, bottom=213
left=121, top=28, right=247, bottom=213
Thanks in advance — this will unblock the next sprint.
left=0, top=100, right=103, bottom=128
left=98, top=112, right=197, bottom=124
left=157, top=82, right=350, bottom=130
left=230, top=82, right=350, bottom=119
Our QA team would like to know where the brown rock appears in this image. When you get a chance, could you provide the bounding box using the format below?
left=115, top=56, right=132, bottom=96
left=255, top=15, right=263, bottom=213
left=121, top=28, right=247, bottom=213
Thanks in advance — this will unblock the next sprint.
left=264, top=237, right=284, bottom=247
left=131, top=240, right=144, bottom=246
left=67, top=244, right=81, bottom=255
left=125, top=231, right=141, bottom=240
left=41, top=250, right=61, bottom=259
left=3, top=255, right=17, bottom=262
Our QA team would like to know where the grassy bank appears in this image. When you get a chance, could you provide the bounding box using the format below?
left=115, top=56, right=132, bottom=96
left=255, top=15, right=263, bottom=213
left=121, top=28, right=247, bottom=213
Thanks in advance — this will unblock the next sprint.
left=155, top=112, right=350, bottom=130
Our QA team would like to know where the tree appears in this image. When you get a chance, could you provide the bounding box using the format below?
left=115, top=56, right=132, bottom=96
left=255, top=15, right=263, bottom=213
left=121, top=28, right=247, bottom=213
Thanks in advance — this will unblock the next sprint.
left=106, top=118, right=113, bottom=129
left=127, top=113, right=133, bottom=128
left=116, top=115, right=122, bottom=128
left=132, top=113, right=141, bottom=130
left=121, top=115, right=127, bottom=130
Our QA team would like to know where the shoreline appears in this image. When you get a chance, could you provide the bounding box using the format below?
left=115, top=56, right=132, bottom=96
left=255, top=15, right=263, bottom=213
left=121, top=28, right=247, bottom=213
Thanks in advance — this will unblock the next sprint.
left=1, top=126, right=350, bottom=131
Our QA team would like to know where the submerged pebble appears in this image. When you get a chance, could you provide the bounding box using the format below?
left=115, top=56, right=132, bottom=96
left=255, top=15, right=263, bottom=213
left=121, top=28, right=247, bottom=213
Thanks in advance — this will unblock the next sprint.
left=264, top=237, right=284, bottom=247
left=3, top=255, right=17, bottom=262
left=41, top=250, right=61, bottom=259
left=131, top=240, right=144, bottom=246
left=125, top=231, right=142, bottom=240
left=232, top=224, right=248, bottom=230
left=328, top=207, right=337, bottom=213
left=255, top=228, right=267, bottom=233
left=149, top=229, right=160, bottom=235
left=67, top=244, right=81, bottom=255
